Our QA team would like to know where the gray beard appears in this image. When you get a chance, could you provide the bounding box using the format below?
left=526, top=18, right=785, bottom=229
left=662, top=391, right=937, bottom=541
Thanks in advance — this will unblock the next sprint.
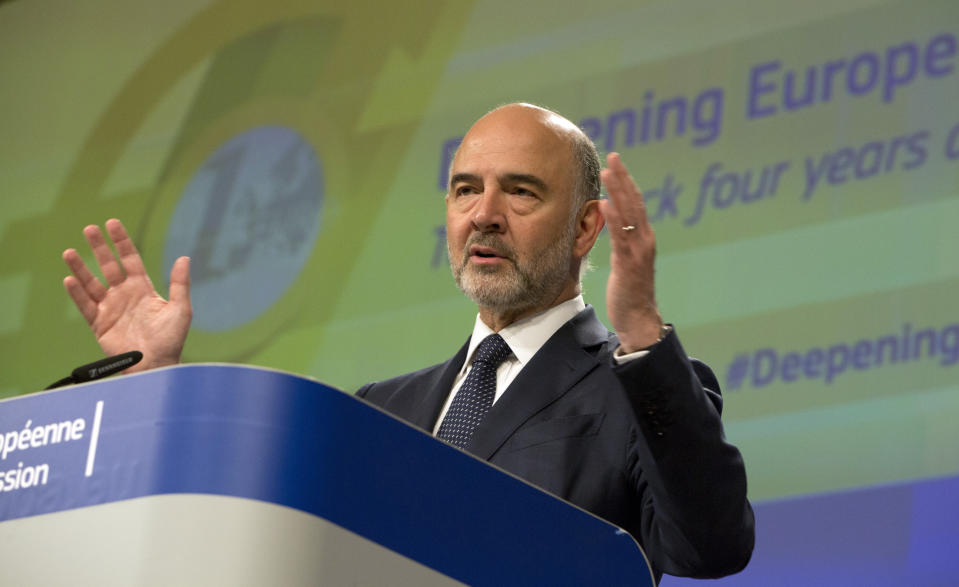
left=449, top=222, right=576, bottom=314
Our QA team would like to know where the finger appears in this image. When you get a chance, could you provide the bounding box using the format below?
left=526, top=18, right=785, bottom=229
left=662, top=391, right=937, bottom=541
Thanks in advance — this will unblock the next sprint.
left=63, top=275, right=98, bottom=325
left=62, top=248, right=108, bottom=302
left=106, top=218, right=148, bottom=278
left=603, top=153, right=649, bottom=229
left=601, top=159, right=635, bottom=229
left=168, top=256, right=192, bottom=308
left=599, top=199, right=633, bottom=257
left=597, top=196, right=621, bottom=233
left=610, top=153, right=649, bottom=227
left=607, top=152, right=639, bottom=193
left=84, top=224, right=125, bottom=287
left=600, top=168, right=634, bottom=253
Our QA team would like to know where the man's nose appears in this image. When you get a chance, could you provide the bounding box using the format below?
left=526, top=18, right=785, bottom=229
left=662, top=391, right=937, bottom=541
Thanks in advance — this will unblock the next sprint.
left=471, top=190, right=507, bottom=233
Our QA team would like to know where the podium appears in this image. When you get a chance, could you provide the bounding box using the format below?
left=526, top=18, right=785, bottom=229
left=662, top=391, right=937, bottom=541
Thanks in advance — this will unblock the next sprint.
left=0, top=365, right=654, bottom=586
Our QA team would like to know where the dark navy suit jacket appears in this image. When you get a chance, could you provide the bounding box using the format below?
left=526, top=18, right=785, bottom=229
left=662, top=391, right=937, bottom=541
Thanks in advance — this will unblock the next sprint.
left=357, top=307, right=754, bottom=581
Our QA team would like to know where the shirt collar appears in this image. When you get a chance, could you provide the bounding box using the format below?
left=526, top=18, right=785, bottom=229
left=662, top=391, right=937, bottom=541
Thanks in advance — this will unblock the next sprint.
left=461, top=295, right=586, bottom=375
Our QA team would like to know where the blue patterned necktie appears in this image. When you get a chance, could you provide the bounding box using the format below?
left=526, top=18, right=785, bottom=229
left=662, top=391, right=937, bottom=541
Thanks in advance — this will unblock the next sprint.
left=436, top=333, right=512, bottom=449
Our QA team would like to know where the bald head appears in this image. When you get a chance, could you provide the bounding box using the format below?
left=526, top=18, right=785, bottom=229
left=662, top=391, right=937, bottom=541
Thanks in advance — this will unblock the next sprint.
left=475, top=103, right=581, bottom=138
left=458, top=103, right=601, bottom=209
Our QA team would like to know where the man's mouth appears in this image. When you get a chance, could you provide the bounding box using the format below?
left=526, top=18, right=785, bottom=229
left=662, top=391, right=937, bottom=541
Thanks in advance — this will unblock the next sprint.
left=471, top=245, right=501, bottom=258
left=467, top=244, right=510, bottom=265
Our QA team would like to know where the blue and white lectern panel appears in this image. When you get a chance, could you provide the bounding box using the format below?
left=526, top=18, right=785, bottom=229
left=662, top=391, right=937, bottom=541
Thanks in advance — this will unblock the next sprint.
left=0, top=365, right=654, bottom=586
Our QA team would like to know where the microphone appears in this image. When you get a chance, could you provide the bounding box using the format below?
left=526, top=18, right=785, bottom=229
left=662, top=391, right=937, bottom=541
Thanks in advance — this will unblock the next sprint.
left=45, top=351, right=143, bottom=390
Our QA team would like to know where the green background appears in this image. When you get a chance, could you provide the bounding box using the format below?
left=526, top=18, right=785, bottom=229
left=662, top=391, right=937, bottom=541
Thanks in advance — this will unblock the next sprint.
left=1, top=0, right=957, bottom=504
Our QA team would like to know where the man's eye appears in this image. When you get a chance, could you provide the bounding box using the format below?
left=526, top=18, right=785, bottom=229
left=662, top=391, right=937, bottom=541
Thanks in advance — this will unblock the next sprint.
left=513, top=187, right=535, bottom=197
left=455, top=186, right=478, bottom=196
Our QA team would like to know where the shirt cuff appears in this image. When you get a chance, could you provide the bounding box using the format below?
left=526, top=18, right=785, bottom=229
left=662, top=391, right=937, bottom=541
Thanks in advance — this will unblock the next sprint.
left=612, top=345, right=650, bottom=364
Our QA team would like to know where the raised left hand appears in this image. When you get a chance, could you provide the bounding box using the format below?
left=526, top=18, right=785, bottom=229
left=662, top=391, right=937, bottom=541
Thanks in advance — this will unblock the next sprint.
left=599, top=153, right=664, bottom=352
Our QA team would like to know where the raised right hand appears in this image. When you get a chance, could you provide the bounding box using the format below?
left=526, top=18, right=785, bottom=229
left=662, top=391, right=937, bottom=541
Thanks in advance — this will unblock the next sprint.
left=62, top=218, right=192, bottom=372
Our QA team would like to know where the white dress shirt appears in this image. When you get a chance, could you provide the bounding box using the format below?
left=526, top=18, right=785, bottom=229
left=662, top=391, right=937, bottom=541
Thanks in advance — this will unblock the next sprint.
left=432, top=296, right=648, bottom=434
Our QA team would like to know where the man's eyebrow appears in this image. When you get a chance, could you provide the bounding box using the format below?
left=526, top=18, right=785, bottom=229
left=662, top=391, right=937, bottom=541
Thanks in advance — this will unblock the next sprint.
left=501, top=173, right=548, bottom=192
left=449, top=172, right=481, bottom=187
left=449, top=172, right=549, bottom=193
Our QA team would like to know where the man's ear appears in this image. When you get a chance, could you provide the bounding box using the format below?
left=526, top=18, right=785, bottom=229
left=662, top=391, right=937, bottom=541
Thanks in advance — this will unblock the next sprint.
left=573, top=200, right=604, bottom=258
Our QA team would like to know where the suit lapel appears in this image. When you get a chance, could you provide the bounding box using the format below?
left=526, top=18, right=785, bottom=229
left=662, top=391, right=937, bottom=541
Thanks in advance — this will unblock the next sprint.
left=467, top=307, right=610, bottom=460
left=405, top=339, right=470, bottom=432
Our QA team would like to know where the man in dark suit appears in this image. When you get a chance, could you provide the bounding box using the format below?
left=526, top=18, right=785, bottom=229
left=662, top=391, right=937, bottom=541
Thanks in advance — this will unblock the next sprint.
left=61, top=103, right=753, bottom=581
left=356, top=104, right=754, bottom=581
